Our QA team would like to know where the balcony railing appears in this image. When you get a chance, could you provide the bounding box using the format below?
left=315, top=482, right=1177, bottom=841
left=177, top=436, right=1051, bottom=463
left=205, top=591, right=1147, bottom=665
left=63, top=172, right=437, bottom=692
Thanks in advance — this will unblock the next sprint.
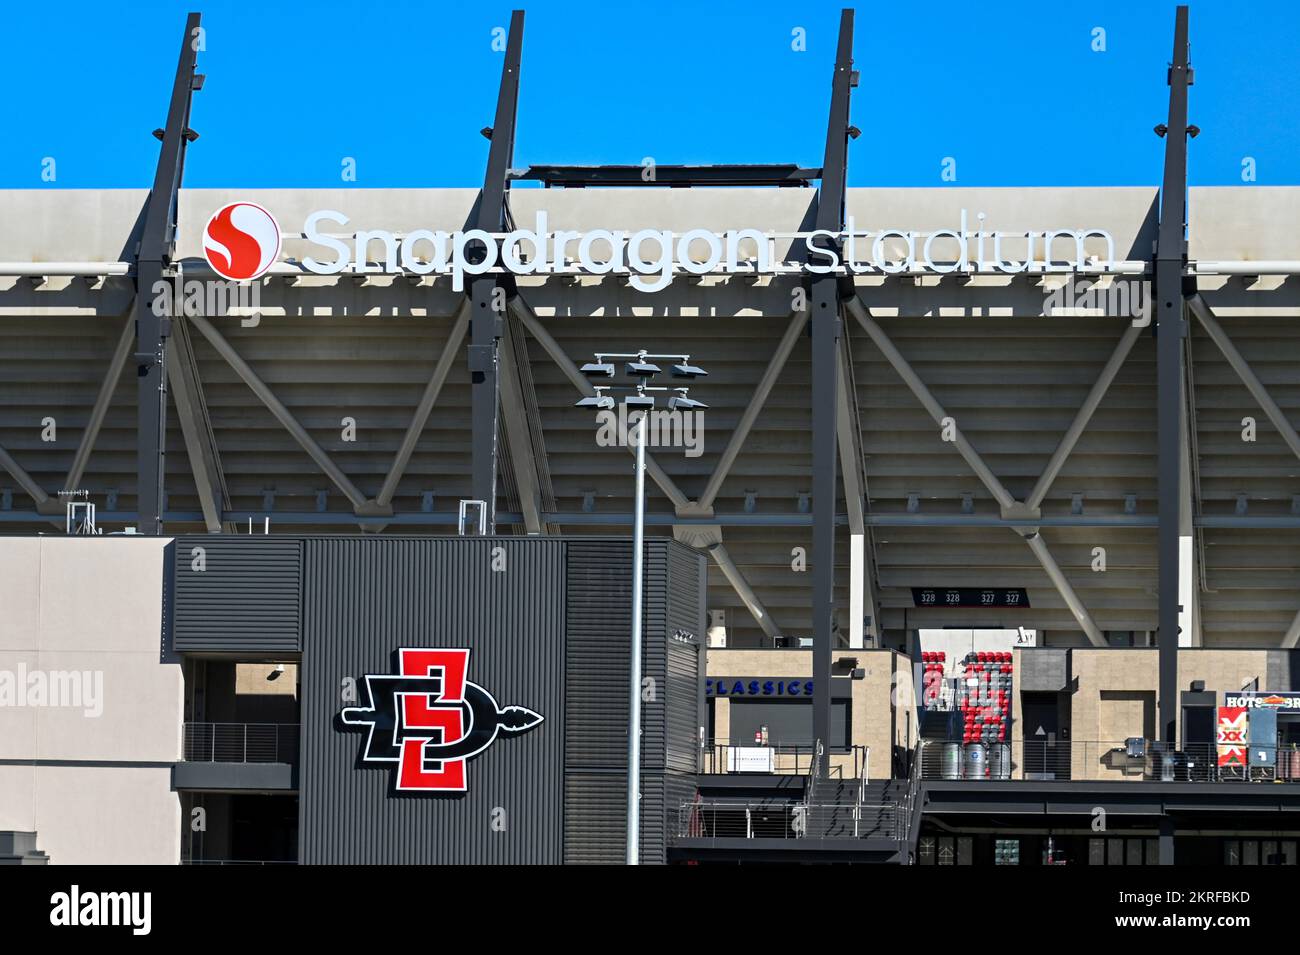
left=182, top=859, right=297, bottom=865
left=182, top=722, right=299, bottom=764
left=919, top=739, right=1300, bottom=783
left=700, top=741, right=870, bottom=778
left=675, top=800, right=905, bottom=841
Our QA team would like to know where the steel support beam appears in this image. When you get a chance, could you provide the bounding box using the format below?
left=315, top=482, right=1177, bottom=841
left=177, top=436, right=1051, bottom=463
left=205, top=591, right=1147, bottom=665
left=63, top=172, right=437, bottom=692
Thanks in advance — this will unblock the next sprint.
left=1189, top=294, right=1300, bottom=649
left=1021, top=531, right=1107, bottom=647
left=1179, top=381, right=1201, bottom=646
left=511, top=297, right=691, bottom=510
left=1189, top=294, right=1300, bottom=460
left=498, top=316, right=544, bottom=534
left=187, top=313, right=369, bottom=512
left=1155, top=8, right=1192, bottom=784
left=706, top=543, right=782, bottom=641
left=168, top=317, right=226, bottom=532
left=468, top=9, right=524, bottom=532
left=5, top=508, right=1296, bottom=530
left=848, top=297, right=1017, bottom=511
left=376, top=303, right=469, bottom=508
left=698, top=311, right=807, bottom=510
left=838, top=333, right=876, bottom=648
left=135, top=11, right=202, bottom=535
left=1283, top=608, right=1300, bottom=650
left=65, top=314, right=135, bottom=494
left=848, top=296, right=1115, bottom=644
left=1026, top=324, right=1142, bottom=510
left=0, top=445, right=50, bottom=510
left=810, top=8, right=855, bottom=754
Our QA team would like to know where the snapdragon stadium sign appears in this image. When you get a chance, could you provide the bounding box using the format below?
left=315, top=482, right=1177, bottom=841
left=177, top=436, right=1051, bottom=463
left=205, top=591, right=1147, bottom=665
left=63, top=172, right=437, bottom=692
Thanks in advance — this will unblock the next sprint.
left=203, top=202, right=1117, bottom=291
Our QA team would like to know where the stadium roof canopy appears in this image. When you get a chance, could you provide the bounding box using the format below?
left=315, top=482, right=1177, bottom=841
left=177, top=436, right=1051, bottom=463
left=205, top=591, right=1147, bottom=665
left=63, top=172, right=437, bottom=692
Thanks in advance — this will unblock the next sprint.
left=0, top=7, right=1296, bottom=671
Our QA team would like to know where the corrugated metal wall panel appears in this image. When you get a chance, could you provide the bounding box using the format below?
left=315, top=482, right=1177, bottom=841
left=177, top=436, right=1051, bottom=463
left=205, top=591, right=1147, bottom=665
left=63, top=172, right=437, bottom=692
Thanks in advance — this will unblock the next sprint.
left=171, top=537, right=303, bottom=652
left=563, top=540, right=702, bottom=771
left=665, top=543, right=704, bottom=774
left=562, top=540, right=702, bottom=863
left=298, top=537, right=567, bottom=864
left=562, top=772, right=695, bottom=865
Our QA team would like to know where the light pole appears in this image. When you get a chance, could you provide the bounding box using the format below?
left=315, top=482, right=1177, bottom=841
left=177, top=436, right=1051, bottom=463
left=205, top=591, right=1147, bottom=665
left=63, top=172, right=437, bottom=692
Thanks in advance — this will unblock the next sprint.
left=578, top=350, right=707, bottom=865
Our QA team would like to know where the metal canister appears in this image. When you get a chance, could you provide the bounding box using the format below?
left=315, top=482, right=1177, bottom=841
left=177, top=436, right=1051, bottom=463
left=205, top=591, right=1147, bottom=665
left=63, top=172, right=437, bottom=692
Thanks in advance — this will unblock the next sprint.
left=964, top=742, right=988, bottom=780
left=941, top=742, right=962, bottom=780
left=990, top=743, right=1011, bottom=779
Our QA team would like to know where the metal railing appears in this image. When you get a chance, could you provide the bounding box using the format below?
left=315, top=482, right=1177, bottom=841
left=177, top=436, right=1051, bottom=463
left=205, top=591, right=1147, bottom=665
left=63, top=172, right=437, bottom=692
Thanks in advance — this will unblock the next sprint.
left=182, top=859, right=297, bottom=865
left=677, top=800, right=904, bottom=841
left=182, top=722, right=300, bottom=764
left=852, top=746, right=870, bottom=837
left=899, top=739, right=925, bottom=856
left=699, top=741, right=869, bottom=779
left=918, top=739, right=1300, bottom=783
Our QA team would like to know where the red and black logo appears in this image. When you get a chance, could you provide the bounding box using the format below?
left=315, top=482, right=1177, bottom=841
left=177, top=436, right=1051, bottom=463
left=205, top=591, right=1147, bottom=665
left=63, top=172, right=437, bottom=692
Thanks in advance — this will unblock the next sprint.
left=340, top=648, right=543, bottom=793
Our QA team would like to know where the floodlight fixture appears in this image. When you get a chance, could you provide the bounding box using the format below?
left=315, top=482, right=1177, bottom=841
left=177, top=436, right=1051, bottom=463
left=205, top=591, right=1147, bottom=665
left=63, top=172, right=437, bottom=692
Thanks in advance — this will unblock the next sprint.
left=670, top=361, right=708, bottom=379
left=624, top=359, right=661, bottom=378
left=668, top=392, right=708, bottom=411
left=581, top=360, right=616, bottom=378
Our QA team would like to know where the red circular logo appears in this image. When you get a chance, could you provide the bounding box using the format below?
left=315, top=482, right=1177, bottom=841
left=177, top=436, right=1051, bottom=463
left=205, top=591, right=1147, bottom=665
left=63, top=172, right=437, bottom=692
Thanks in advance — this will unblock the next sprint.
left=202, top=202, right=281, bottom=281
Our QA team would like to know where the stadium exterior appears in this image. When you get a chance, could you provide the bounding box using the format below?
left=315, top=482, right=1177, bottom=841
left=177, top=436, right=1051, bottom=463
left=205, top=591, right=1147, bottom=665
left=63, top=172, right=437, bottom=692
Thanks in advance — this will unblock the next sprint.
left=3, top=7, right=1300, bottom=865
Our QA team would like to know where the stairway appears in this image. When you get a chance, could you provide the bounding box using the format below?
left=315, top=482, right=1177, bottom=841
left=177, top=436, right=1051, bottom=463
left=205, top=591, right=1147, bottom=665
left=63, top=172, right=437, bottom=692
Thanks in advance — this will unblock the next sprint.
left=804, top=778, right=902, bottom=840
left=919, top=709, right=959, bottom=741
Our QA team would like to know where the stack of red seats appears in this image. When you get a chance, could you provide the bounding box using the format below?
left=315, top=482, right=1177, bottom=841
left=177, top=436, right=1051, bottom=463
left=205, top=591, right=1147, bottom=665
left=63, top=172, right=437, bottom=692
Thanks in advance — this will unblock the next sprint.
left=921, top=651, right=945, bottom=706
left=957, top=652, right=1014, bottom=754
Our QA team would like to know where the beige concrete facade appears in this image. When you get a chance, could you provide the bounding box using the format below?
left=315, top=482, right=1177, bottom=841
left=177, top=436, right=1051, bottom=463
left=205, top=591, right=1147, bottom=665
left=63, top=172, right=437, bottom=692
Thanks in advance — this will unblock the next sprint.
left=706, top=648, right=914, bottom=780
left=0, top=537, right=181, bottom=864
left=966, top=648, right=1287, bottom=781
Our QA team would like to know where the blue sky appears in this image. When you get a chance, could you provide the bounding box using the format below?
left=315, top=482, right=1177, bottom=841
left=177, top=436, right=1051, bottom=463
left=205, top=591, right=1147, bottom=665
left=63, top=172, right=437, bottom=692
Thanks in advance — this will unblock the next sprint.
left=3, top=0, right=1297, bottom=188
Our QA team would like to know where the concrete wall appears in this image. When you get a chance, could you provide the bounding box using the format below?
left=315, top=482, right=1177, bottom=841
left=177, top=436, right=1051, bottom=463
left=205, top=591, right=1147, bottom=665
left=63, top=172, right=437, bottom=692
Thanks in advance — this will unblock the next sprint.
left=706, top=648, right=912, bottom=780
left=1017, top=648, right=1283, bottom=781
left=0, top=537, right=181, bottom=864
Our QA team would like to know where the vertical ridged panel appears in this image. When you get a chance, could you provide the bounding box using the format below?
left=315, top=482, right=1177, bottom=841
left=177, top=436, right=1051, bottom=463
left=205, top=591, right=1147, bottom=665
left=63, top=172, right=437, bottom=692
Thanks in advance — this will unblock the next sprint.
left=565, top=540, right=679, bottom=770
left=664, top=544, right=704, bottom=774
left=563, top=540, right=704, bottom=863
left=298, top=537, right=566, bottom=864
left=561, top=771, right=698, bottom=864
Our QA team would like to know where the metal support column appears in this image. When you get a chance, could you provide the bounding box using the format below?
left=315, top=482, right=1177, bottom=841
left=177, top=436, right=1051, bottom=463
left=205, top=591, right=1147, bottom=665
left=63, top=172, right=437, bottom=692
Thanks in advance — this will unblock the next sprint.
left=1155, top=5, right=1192, bottom=865
left=468, top=10, right=523, bottom=532
left=135, top=12, right=202, bottom=535
left=810, top=9, right=856, bottom=753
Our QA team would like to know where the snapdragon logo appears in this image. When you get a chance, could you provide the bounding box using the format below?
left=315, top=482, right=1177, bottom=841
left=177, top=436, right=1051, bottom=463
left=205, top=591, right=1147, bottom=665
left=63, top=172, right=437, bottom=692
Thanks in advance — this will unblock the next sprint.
left=595, top=406, right=704, bottom=458
left=0, top=664, right=102, bottom=717
left=202, top=202, right=281, bottom=281
left=208, top=202, right=1118, bottom=292
left=50, top=885, right=151, bottom=936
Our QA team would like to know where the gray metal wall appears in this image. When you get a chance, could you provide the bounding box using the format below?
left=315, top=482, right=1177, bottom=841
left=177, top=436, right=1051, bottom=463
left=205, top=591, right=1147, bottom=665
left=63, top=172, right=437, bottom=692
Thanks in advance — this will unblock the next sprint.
left=168, top=535, right=705, bottom=864
left=563, top=540, right=703, bottom=864
left=298, top=537, right=568, bottom=864
left=171, top=538, right=303, bottom=653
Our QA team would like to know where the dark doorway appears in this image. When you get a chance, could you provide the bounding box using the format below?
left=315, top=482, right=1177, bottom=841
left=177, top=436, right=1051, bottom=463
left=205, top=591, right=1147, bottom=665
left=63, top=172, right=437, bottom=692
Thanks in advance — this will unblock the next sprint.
left=1022, top=692, right=1068, bottom=780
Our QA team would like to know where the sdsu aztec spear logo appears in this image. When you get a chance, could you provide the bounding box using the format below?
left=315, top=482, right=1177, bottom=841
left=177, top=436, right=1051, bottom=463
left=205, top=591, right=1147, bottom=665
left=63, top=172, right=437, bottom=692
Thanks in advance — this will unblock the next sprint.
left=340, top=648, right=543, bottom=793
left=202, top=201, right=281, bottom=281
